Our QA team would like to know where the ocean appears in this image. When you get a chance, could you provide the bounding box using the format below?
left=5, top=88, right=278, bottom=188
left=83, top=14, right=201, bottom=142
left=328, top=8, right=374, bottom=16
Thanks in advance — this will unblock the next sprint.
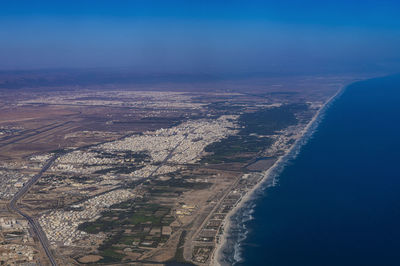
left=221, top=74, right=400, bottom=266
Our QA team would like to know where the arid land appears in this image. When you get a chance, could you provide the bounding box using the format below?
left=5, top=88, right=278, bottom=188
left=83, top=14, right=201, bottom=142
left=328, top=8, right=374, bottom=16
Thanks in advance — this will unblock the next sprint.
left=0, top=74, right=358, bottom=265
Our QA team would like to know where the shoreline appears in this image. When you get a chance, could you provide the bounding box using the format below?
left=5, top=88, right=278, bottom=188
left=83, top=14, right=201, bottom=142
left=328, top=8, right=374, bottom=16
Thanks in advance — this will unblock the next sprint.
left=212, top=85, right=347, bottom=266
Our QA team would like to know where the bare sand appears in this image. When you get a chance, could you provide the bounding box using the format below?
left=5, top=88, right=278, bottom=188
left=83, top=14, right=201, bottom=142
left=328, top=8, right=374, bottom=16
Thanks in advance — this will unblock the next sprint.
left=212, top=86, right=346, bottom=266
left=78, top=255, right=103, bottom=263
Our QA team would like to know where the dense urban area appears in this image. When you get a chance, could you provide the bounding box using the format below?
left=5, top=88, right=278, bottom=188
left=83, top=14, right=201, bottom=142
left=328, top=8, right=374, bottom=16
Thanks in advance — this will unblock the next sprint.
left=0, top=74, right=352, bottom=265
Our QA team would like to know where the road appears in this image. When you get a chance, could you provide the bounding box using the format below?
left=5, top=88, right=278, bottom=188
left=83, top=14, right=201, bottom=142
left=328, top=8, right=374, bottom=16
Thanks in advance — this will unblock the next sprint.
left=8, top=155, right=59, bottom=266
left=4, top=130, right=184, bottom=266
left=0, top=122, right=72, bottom=149
left=5, top=129, right=191, bottom=265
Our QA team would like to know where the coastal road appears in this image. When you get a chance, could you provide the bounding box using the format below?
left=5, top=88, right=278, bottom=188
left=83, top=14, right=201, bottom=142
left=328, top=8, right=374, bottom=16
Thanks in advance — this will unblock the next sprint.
left=8, top=155, right=59, bottom=266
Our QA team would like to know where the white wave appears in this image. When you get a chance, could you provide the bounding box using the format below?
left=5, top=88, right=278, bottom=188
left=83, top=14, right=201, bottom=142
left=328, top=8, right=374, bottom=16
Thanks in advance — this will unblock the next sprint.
left=221, top=87, right=346, bottom=266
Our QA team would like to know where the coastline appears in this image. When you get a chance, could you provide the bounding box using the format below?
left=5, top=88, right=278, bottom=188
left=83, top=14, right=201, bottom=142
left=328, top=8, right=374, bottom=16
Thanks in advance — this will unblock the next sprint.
left=212, top=85, right=347, bottom=266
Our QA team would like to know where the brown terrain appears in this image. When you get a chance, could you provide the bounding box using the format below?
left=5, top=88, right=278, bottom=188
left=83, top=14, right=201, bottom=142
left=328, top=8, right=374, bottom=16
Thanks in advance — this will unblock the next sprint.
left=0, top=72, right=358, bottom=265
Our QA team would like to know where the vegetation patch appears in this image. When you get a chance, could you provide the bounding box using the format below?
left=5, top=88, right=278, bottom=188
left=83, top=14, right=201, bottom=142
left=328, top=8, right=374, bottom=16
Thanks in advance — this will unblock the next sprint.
left=78, top=200, right=173, bottom=263
left=201, top=104, right=308, bottom=164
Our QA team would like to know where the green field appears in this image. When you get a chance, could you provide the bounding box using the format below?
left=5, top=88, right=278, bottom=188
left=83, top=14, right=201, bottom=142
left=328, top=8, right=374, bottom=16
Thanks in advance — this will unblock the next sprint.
left=78, top=200, right=172, bottom=263
left=201, top=104, right=308, bottom=164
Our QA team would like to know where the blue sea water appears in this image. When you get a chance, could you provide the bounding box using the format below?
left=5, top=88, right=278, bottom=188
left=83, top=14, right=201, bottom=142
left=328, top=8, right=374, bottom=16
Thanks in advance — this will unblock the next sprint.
left=233, top=75, right=400, bottom=266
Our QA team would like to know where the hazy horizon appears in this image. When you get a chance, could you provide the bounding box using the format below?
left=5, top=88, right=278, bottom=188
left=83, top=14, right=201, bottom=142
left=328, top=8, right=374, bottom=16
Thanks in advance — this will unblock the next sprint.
left=1, top=1, right=400, bottom=75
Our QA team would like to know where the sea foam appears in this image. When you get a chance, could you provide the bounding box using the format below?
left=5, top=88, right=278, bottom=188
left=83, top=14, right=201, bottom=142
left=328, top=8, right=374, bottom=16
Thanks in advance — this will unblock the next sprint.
left=217, top=87, right=346, bottom=266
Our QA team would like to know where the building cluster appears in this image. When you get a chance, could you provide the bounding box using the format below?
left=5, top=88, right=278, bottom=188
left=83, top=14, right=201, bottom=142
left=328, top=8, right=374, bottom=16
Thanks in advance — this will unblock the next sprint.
left=0, top=170, right=32, bottom=200
left=0, top=217, right=36, bottom=264
left=51, top=150, right=115, bottom=174
left=175, top=204, right=196, bottom=217
left=190, top=174, right=261, bottom=264
left=39, top=189, right=134, bottom=246
left=190, top=123, right=309, bottom=264
left=37, top=115, right=239, bottom=252
left=29, top=153, right=53, bottom=164
left=0, top=243, right=36, bottom=264
left=0, top=126, right=23, bottom=136
left=56, top=151, right=114, bottom=166
left=263, top=124, right=305, bottom=157
left=49, top=115, right=238, bottom=182
left=131, top=164, right=181, bottom=178
left=192, top=246, right=214, bottom=264
left=101, top=115, right=238, bottom=165
left=0, top=217, right=32, bottom=244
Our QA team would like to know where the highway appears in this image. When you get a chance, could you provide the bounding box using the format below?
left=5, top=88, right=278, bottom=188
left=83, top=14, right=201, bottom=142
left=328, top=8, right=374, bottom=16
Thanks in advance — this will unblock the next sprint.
left=8, top=155, right=59, bottom=266
left=5, top=131, right=189, bottom=265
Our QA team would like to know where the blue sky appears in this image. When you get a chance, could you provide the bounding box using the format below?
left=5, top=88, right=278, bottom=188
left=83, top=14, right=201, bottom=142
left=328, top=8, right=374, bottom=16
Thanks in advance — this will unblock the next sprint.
left=1, top=0, right=400, bottom=73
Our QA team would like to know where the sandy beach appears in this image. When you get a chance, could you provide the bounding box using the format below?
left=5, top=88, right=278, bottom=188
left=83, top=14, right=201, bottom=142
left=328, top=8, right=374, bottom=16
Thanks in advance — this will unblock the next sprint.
left=212, top=85, right=347, bottom=266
